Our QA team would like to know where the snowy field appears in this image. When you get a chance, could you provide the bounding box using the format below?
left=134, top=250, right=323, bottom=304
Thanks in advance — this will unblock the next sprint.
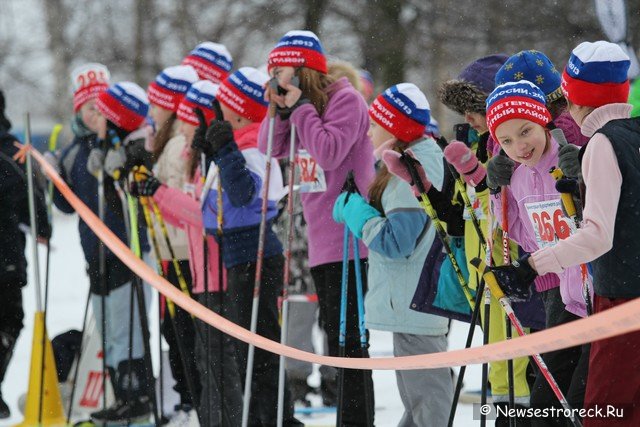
left=1, top=212, right=492, bottom=426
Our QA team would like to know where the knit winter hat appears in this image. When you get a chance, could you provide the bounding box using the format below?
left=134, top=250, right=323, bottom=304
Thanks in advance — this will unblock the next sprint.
left=147, top=65, right=199, bottom=112
left=216, top=67, right=269, bottom=122
left=562, top=41, right=630, bottom=108
left=182, top=42, right=233, bottom=84
left=359, top=69, right=375, bottom=101
left=369, top=83, right=431, bottom=142
left=71, top=63, right=110, bottom=112
left=96, top=82, right=149, bottom=132
left=495, top=50, right=563, bottom=103
left=268, top=30, right=327, bottom=74
left=486, top=80, right=552, bottom=141
left=177, top=80, right=219, bottom=126
left=439, top=54, right=508, bottom=115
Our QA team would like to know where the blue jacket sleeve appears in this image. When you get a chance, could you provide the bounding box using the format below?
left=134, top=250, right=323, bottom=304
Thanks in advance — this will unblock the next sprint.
left=212, top=142, right=260, bottom=208
left=53, top=145, right=78, bottom=214
left=362, top=208, right=428, bottom=259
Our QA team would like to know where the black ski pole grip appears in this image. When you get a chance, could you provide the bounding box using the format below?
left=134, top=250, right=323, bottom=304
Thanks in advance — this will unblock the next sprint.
left=399, top=152, right=427, bottom=195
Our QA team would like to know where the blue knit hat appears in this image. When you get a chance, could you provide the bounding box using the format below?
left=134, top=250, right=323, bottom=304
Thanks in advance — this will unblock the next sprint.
left=495, top=50, right=563, bottom=103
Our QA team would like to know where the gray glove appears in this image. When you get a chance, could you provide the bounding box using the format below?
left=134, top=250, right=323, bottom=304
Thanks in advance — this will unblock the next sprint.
left=558, top=144, right=581, bottom=180
left=86, top=148, right=105, bottom=176
left=104, top=146, right=126, bottom=178
left=486, top=155, right=515, bottom=190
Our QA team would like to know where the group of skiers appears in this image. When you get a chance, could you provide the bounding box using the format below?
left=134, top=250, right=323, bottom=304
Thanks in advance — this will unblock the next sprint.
left=1, top=28, right=639, bottom=427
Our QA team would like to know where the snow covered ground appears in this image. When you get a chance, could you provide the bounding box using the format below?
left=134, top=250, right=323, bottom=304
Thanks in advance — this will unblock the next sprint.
left=2, top=212, right=493, bottom=426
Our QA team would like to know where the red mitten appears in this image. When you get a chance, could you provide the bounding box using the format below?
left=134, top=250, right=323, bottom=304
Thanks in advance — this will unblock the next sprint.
left=382, top=149, right=432, bottom=196
left=443, top=140, right=487, bottom=187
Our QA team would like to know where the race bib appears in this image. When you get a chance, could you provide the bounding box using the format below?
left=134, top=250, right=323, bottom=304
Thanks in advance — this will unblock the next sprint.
left=525, top=199, right=576, bottom=249
left=297, top=149, right=326, bottom=193
left=462, top=186, right=486, bottom=221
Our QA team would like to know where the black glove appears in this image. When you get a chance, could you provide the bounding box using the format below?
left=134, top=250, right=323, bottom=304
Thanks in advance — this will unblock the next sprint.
left=205, top=120, right=235, bottom=159
left=555, top=177, right=583, bottom=222
left=489, top=254, right=537, bottom=302
left=558, top=144, right=581, bottom=180
left=129, top=172, right=161, bottom=197
left=191, top=107, right=211, bottom=156
left=486, top=154, right=515, bottom=190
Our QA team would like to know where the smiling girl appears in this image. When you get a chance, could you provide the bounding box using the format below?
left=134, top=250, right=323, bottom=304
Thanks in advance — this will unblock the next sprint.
left=484, top=80, right=590, bottom=424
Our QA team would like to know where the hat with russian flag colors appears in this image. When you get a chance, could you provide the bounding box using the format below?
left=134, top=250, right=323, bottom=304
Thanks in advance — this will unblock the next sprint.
left=216, top=67, right=269, bottom=122
left=485, top=80, right=551, bottom=141
left=182, top=42, right=233, bottom=84
left=96, top=82, right=149, bottom=132
left=147, top=65, right=199, bottom=112
left=71, top=63, right=110, bottom=112
left=561, top=41, right=630, bottom=108
left=268, top=30, right=327, bottom=74
left=369, top=83, right=431, bottom=142
left=177, top=80, right=219, bottom=126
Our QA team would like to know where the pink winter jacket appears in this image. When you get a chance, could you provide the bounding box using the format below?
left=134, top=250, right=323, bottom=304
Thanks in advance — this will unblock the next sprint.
left=258, top=77, right=375, bottom=268
left=492, top=136, right=587, bottom=317
left=532, top=103, right=631, bottom=277
left=153, top=166, right=225, bottom=294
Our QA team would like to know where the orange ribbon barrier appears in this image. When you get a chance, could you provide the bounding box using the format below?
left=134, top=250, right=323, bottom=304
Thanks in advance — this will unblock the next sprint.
left=28, top=144, right=640, bottom=370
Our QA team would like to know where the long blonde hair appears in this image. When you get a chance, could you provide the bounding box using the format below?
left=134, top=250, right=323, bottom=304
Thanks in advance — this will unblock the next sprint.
left=368, top=140, right=405, bottom=213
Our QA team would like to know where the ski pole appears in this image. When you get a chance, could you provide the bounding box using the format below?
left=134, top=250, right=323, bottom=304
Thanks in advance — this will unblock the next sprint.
left=550, top=166, right=592, bottom=315
left=38, top=122, right=61, bottom=424
left=125, top=190, right=160, bottom=426
left=241, top=83, right=278, bottom=427
left=471, top=258, right=584, bottom=427
left=399, top=152, right=476, bottom=308
left=500, top=187, right=516, bottom=425
left=353, top=234, right=374, bottom=427
left=277, top=123, right=297, bottom=427
left=337, top=216, right=350, bottom=427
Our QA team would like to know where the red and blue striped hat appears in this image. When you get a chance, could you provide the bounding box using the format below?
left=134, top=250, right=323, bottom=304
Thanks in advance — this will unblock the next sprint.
left=369, top=83, right=431, bottom=142
left=562, top=41, right=630, bottom=108
left=147, top=65, right=199, bottom=112
left=96, top=82, right=149, bottom=132
left=216, top=67, right=269, bottom=122
left=486, top=80, right=551, bottom=141
left=177, top=80, right=219, bottom=126
left=182, top=42, right=233, bottom=84
left=268, top=30, right=327, bottom=74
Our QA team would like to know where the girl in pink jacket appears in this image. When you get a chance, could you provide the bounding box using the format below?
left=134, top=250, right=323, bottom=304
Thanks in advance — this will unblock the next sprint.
left=445, top=79, right=591, bottom=424
left=259, top=30, right=375, bottom=425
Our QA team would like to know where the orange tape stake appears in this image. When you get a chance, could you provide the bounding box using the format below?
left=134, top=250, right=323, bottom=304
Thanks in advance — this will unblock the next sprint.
left=28, top=143, right=640, bottom=370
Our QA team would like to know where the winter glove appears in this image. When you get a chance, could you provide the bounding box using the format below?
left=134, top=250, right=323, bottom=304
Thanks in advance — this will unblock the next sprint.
left=555, top=177, right=583, bottom=223
left=205, top=120, right=235, bottom=159
left=443, top=140, right=487, bottom=187
left=382, top=149, right=432, bottom=196
left=558, top=143, right=582, bottom=181
left=191, top=107, right=211, bottom=156
left=86, top=148, right=105, bottom=177
left=486, top=154, right=515, bottom=190
left=488, top=254, right=537, bottom=302
left=43, top=151, right=60, bottom=174
left=129, top=172, right=161, bottom=197
left=104, top=146, right=127, bottom=179
left=333, top=192, right=380, bottom=238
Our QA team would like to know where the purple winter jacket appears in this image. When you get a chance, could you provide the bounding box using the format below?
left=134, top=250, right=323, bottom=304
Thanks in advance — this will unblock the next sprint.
left=492, top=136, right=589, bottom=317
left=258, top=77, right=375, bottom=267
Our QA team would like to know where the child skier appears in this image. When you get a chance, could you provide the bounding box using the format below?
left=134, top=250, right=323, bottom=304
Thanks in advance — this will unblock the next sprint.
left=196, top=66, right=299, bottom=425
left=476, top=79, right=589, bottom=424
left=334, top=83, right=453, bottom=426
left=259, top=30, right=376, bottom=425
